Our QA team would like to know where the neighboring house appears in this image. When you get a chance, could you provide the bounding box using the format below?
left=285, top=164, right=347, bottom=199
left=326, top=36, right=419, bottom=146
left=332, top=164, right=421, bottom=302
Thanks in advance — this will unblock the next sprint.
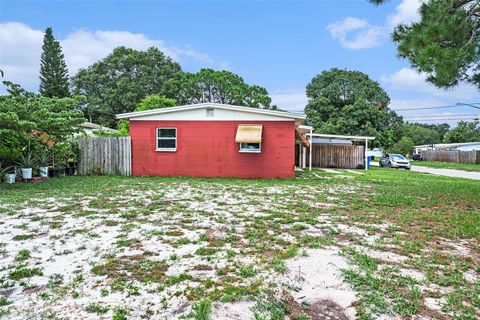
left=414, top=142, right=480, bottom=153
left=366, top=148, right=384, bottom=158
left=116, top=103, right=307, bottom=178
left=76, top=122, right=118, bottom=136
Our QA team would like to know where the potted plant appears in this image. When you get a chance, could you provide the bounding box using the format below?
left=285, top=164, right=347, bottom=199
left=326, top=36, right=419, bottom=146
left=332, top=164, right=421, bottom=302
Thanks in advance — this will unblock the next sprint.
left=0, top=161, right=16, bottom=184
left=50, top=142, right=70, bottom=177
left=65, top=143, right=78, bottom=176
left=36, top=149, right=51, bottom=178
left=65, top=161, right=75, bottom=176
left=18, top=152, right=36, bottom=180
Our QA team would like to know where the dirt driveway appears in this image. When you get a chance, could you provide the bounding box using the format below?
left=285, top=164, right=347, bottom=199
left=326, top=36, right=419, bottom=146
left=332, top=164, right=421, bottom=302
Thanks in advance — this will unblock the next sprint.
left=372, top=161, right=480, bottom=180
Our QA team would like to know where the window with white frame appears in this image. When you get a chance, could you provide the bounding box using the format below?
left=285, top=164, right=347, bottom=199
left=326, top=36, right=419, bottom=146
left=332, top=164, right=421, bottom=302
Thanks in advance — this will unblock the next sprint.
left=239, top=142, right=261, bottom=153
left=156, top=128, right=177, bottom=151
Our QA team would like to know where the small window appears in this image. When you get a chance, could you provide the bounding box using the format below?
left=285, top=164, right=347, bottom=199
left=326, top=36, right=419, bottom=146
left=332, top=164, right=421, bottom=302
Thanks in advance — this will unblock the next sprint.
left=239, top=142, right=261, bottom=153
left=206, top=108, right=214, bottom=117
left=156, top=128, right=176, bottom=151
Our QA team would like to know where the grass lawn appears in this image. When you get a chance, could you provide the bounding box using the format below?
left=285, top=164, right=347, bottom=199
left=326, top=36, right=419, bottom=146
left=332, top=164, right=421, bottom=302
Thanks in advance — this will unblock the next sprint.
left=412, top=160, right=480, bottom=172
left=0, top=168, right=479, bottom=320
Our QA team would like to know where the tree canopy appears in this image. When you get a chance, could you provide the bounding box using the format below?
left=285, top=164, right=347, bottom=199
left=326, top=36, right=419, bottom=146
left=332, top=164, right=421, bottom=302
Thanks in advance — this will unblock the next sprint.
left=401, top=122, right=450, bottom=146
left=71, top=47, right=183, bottom=128
left=305, top=68, right=401, bottom=147
left=390, top=136, right=415, bottom=155
left=175, top=68, right=275, bottom=109
left=135, top=95, right=176, bottom=112
left=0, top=81, right=85, bottom=164
left=115, top=96, right=177, bottom=136
left=39, top=27, right=70, bottom=98
left=372, top=0, right=480, bottom=89
left=444, top=120, right=480, bottom=142
left=71, top=48, right=276, bottom=128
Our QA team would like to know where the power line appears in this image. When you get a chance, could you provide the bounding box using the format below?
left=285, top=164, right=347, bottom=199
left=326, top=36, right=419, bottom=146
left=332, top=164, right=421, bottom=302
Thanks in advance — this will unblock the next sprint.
left=457, top=103, right=480, bottom=110
left=393, top=102, right=480, bottom=112
left=286, top=102, right=480, bottom=113
left=406, top=117, right=479, bottom=122
left=404, top=113, right=480, bottom=119
left=393, top=104, right=460, bottom=111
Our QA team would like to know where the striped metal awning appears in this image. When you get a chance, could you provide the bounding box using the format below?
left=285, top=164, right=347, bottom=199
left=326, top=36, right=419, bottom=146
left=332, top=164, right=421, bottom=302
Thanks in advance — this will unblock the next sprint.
left=235, top=124, right=263, bottom=143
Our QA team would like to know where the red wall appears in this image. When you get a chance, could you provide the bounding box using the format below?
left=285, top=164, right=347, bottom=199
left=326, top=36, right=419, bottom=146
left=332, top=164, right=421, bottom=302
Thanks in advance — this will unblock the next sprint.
left=130, top=120, right=295, bottom=178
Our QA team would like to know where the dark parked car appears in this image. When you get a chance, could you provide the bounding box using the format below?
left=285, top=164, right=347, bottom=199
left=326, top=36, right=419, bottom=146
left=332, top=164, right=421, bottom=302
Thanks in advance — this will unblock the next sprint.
left=380, top=154, right=411, bottom=170
left=411, top=153, right=423, bottom=161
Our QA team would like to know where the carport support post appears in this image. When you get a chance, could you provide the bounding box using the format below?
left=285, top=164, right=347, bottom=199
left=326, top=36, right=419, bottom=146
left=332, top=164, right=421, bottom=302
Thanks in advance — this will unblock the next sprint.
left=302, top=146, right=306, bottom=169
left=309, top=129, right=312, bottom=171
left=298, top=144, right=302, bottom=168
left=365, top=138, right=368, bottom=171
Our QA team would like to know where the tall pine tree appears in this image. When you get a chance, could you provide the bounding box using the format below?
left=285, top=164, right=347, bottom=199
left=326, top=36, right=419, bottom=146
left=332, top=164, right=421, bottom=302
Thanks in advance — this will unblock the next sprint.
left=39, top=27, right=70, bottom=97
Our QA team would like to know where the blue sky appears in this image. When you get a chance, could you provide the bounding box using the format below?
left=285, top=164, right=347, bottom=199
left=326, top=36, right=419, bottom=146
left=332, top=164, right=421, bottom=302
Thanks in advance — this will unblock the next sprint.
left=1, top=0, right=479, bottom=125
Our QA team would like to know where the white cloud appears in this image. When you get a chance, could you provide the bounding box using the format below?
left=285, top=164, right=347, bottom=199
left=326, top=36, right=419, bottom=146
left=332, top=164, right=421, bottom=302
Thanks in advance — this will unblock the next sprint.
left=327, top=17, right=386, bottom=49
left=328, top=0, right=422, bottom=49
left=0, top=22, right=226, bottom=92
left=381, top=68, right=479, bottom=100
left=0, top=22, right=44, bottom=89
left=387, top=0, right=421, bottom=28
left=270, top=89, right=308, bottom=111
left=389, top=97, right=446, bottom=110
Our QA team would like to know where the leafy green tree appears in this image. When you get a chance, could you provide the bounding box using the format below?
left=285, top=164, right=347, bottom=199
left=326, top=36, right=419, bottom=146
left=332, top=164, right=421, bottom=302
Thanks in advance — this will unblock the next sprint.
left=304, top=68, right=401, bottom=147
left=444, top=120, right=480, bottom=143
left=175, top=68, right=275, bottom=109
left=116, top=95, right=177, bottom=136
left=0, top=81, right=85, bottom=164
left=371, top=0, right=480, bottom=89
left=429, top=123, right=451, bottom=142
left=71, top=47, right=183, bottom=128
left=39, top=27, right=70, bottom=98
left=390, top=136, right=415, bottom=155
left=405, top=124, right=438, bottom=146
left=135, top=95, right=176, bottom=112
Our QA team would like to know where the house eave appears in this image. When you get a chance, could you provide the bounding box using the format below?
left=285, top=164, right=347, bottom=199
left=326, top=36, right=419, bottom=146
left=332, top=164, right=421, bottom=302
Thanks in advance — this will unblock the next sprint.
left=116, top=103, right=306, bottom=121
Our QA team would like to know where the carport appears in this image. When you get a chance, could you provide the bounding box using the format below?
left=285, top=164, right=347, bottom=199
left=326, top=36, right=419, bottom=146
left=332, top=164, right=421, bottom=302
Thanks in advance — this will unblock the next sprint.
left=297, top=133, right=375, bottom=171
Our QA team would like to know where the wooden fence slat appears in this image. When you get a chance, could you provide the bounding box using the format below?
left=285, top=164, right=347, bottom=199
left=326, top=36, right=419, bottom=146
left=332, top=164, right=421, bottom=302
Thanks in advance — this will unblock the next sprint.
left=296, top=144, right=365, bottom=169
left=77, top=137, right=132, bottom=176
left=421, top=150, right=477, bottom=163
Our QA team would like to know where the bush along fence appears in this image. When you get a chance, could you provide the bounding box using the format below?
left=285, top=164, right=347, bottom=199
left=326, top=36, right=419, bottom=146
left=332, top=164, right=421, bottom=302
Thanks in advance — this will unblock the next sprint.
left=420, top=150, right=479, bottom=164
left=77, top=137, right=132, bottom=176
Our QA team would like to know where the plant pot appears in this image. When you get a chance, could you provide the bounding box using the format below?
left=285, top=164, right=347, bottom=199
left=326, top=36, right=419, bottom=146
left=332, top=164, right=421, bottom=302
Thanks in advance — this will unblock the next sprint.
left=39, top=166, right=49, bottom=177
left=65, top=167, right=76, bottom=176
left=49, top=168, right=56, bottom=177
left=4, top=173, right=16, bottom=184
left=21, top=168, right=32, bottom=180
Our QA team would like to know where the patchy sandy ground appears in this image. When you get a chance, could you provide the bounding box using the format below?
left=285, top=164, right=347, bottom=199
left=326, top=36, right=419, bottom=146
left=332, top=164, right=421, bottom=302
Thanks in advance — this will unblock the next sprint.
left=0, top=177, right=361, bottom=319
left=0, top=172, right=479, bottom=319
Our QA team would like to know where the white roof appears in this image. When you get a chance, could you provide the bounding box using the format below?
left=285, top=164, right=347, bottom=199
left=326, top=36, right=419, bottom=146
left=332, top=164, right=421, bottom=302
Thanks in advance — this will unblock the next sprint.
left=297, top=124, right=314, bottom=134
left=116, top=103, right=306, bottom=121
left=415, top=141, right=480, bottom=148
left=77, top=122, right=117, bottom=131
left=307, top=133, right=375, bottom=141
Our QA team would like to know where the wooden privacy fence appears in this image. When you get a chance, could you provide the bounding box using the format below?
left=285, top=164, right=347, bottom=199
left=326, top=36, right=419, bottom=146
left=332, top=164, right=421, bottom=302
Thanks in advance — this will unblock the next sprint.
left=77, top=137, right=132, bottom=175
left=296, top=144, right=365, bottom=169
left=420, top=150, right=479, bottom=164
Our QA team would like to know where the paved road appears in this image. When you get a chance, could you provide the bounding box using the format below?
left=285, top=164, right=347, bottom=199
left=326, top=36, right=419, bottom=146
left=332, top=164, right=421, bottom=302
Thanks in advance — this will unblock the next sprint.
left=371, top=162, right=480, bottom=180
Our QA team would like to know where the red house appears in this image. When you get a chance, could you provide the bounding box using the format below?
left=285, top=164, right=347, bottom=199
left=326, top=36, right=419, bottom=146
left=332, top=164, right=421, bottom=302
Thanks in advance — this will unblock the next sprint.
left=116, top=103, right=308, bottom=178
